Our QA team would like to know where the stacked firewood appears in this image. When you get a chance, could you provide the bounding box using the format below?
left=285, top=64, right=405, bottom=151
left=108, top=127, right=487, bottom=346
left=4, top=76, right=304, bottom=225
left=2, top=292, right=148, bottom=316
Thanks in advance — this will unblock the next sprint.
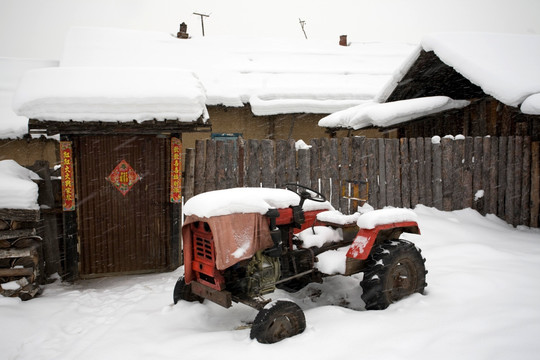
left=0, top=209, right=44, bottom=300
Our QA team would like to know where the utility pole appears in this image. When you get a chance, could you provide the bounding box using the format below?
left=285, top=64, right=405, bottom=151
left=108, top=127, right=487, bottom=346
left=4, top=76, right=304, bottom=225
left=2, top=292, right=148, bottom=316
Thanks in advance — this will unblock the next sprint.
left=299, top=18, right=307, bottom=39
left=193, top=12, right=210, bottom=36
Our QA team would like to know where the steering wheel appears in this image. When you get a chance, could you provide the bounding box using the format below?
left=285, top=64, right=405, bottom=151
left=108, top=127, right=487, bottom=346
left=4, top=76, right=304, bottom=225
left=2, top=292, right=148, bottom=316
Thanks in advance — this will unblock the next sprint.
left=285, top=183, right=327, bottom=204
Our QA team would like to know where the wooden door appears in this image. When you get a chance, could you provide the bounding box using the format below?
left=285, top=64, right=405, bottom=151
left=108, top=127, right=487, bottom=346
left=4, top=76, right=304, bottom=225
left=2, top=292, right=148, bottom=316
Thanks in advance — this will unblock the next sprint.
left=73, top=135, right=171, bottom=276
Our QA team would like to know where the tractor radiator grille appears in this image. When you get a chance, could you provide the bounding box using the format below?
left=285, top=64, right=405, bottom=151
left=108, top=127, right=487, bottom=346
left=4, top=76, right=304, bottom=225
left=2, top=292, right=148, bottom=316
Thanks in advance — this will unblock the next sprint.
left=194, top=236, right=213, bottom=263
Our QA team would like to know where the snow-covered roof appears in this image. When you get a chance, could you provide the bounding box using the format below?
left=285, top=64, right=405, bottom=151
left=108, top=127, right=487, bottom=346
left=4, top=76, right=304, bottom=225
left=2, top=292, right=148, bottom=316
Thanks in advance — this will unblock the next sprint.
left=0, top=160, right=40, bottom=210
left=318, top=96, right=469, bottom=130
left=321, top=32, right=540, bottom=130
left=184, top=187, right=333, bottom=218
left=379, top=32, right=540, bottom=114
left=422, top=32, right=540, bottom=111
left=0, top=57, right=58, bottom=138
left=12, top=67, right=208, bottom=123
left=59, top=27, right=416, bottom=116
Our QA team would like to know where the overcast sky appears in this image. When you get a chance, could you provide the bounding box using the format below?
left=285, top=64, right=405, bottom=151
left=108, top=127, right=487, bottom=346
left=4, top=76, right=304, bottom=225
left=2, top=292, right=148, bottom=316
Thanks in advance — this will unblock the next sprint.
left=1, top=0, right=540, bottom=59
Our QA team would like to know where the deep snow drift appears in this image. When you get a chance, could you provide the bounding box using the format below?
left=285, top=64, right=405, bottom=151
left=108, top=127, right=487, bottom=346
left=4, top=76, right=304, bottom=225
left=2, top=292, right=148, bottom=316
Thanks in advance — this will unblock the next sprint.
left=1, top=205, right=539, bottom=359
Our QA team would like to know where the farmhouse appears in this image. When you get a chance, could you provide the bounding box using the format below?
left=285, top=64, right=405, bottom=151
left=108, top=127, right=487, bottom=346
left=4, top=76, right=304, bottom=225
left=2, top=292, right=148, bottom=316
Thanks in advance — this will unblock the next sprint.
left=319, top=32, right=540, bottom=140
left=11, top=66, right=209, bottom=280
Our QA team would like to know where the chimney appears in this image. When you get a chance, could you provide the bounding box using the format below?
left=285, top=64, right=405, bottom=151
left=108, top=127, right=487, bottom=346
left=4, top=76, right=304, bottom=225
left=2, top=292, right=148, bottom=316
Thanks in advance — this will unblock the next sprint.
left=339, top=35, right=348, bottom=46
left=177, top=22, right=189, bottom=39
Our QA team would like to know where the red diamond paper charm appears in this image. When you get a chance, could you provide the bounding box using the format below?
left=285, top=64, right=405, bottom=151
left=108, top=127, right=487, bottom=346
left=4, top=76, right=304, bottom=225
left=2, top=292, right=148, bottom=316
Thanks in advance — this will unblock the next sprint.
left=107, top=160, right=141, bottom=196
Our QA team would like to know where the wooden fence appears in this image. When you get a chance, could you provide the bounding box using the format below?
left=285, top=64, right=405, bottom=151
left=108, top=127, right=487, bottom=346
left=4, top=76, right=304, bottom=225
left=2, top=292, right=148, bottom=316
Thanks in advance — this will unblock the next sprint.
left=184, top=136, right=540, bottom=228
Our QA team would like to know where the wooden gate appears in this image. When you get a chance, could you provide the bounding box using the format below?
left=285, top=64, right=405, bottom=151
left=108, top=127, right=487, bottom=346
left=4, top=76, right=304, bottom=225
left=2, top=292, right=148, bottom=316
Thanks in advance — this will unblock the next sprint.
left=73, top=135, right=172, bottom=276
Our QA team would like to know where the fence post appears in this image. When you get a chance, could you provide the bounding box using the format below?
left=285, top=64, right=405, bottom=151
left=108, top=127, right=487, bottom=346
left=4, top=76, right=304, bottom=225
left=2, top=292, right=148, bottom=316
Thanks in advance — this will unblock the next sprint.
left=204, top=139, right=216, bottom=192
left=184, top=148, right=195, bottom=201
left=194, top=140, right=206, bottom=195
left=432, top=140, right=442, bottom=210
left=424, top=138, right=433, bottom=207
left=261, top=139, right=275, bottom=188
left=400, top=138, right=411, bottom=209
left=531, top=141, right=539, bottom=227
left=497, top=137, right=508, bottom=219
left=246, top=139, right=261, bottom=187
left=441, top=137, right=453, bottom=211
left=339, top=137, right=351, bottom=213
left=520, top=137, right=531, bottom=226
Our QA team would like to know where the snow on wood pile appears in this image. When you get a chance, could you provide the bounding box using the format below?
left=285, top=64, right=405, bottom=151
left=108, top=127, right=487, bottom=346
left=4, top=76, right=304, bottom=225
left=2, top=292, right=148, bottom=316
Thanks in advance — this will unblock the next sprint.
left=12, top=67, right=208, bottom=122
left=183, top=188, right=333, bottom=218
left=0, top=160, right=40, bottom=210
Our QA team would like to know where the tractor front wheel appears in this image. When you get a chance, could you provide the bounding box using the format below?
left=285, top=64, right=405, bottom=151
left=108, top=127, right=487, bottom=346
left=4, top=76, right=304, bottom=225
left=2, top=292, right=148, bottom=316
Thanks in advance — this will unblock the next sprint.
left=360, top=239, right=427, bottom=310
left=173, top=276, right=203, bottom=304
left=250, top=300, right=306, bottom=344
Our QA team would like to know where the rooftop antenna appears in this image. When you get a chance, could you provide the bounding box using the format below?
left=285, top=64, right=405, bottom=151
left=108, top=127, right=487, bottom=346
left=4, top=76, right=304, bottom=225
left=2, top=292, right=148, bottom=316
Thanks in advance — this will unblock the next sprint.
left=299, top=18, right=308, bottom=39
left=193, top=12, right=210, bottom=36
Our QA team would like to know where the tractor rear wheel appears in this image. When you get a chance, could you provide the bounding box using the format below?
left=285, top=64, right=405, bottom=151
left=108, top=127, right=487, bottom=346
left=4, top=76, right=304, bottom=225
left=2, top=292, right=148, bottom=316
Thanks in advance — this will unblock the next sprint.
left=360, top=239, right=426, bottom=310
left=173, top=276, right=202, bottom=304
left=250, top=300, right=306, bottom=343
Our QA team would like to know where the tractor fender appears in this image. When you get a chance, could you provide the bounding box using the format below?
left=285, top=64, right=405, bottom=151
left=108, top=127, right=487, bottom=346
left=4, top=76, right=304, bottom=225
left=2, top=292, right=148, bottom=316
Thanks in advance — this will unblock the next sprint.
left=346, top=221, right=420, bottom=260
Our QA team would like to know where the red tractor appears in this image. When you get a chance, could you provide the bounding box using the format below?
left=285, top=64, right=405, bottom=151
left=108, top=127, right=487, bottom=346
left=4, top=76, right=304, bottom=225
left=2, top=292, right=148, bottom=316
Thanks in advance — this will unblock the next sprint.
left=174, top=184, right=426, bottom=343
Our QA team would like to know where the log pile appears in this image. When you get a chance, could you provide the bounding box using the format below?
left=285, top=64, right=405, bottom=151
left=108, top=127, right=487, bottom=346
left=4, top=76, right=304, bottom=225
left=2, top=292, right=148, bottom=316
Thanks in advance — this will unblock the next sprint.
left=0, top=209, right=44, bottom=300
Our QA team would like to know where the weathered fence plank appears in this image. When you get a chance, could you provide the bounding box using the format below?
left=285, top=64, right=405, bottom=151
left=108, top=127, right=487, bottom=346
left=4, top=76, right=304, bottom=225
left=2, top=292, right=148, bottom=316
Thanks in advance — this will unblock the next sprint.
left=297, top=148, right=310, bottom=187
left=441, top=137, right=453, bottom=211
left=488, top=137, right=498, bottom=215
left=204, top=139, right=216, bottom=192
left=385, top=139, right=397, bottom=207
left=505, top=137, right=515, bottom=225
left=261, top=139, right=275, bottom=188
left=367, top=139, right=379, bottom=209
left=432, top=140, right=443, bottom=210
left=472, top=137, right=483, bottom=213
left=453, top=138, right=465, bottom=209
left=286, top=139, right=296, bottom=185
left=520, top=137, right=531, bottom=226
left=339, top=137, right=351, bottom=213
left=417, top=137, right=426, bottom=206
left=463, top=137, right=474, bottom=209
left=424, top=138, right=433, bottom=206
left=400, top=138, right=411, bottom=209
left=184, top=148, right=195, bottom=200
left=531, top=142, right=540, bottom=227
left=275, top=140, right=287, bottom=188
left=497, top=137, right=508, bottom=219
left=246, top=139, right=260, bottom=187
left=310, top=139, right=320, bottom=191
left=194, top=140, right=206, bottom=195
left=329, top=138, right=340, bottom=209
left=378, top=139, right=387, bottom=209
left=481, top=137, right=491, bottom=215
left=409, top=138, right=419, bottom=208
left=514, top=136, right=523, bottom=226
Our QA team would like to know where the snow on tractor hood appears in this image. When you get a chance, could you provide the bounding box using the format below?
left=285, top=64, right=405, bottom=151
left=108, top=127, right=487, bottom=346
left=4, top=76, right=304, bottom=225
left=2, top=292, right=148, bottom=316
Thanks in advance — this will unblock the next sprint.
left=183, top=187, right=334, bottom=218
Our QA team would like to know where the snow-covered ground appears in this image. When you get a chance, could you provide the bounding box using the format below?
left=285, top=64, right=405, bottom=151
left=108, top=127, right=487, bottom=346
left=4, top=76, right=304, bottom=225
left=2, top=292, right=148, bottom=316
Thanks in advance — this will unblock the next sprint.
left=1, top=205, right=539, bottom=360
